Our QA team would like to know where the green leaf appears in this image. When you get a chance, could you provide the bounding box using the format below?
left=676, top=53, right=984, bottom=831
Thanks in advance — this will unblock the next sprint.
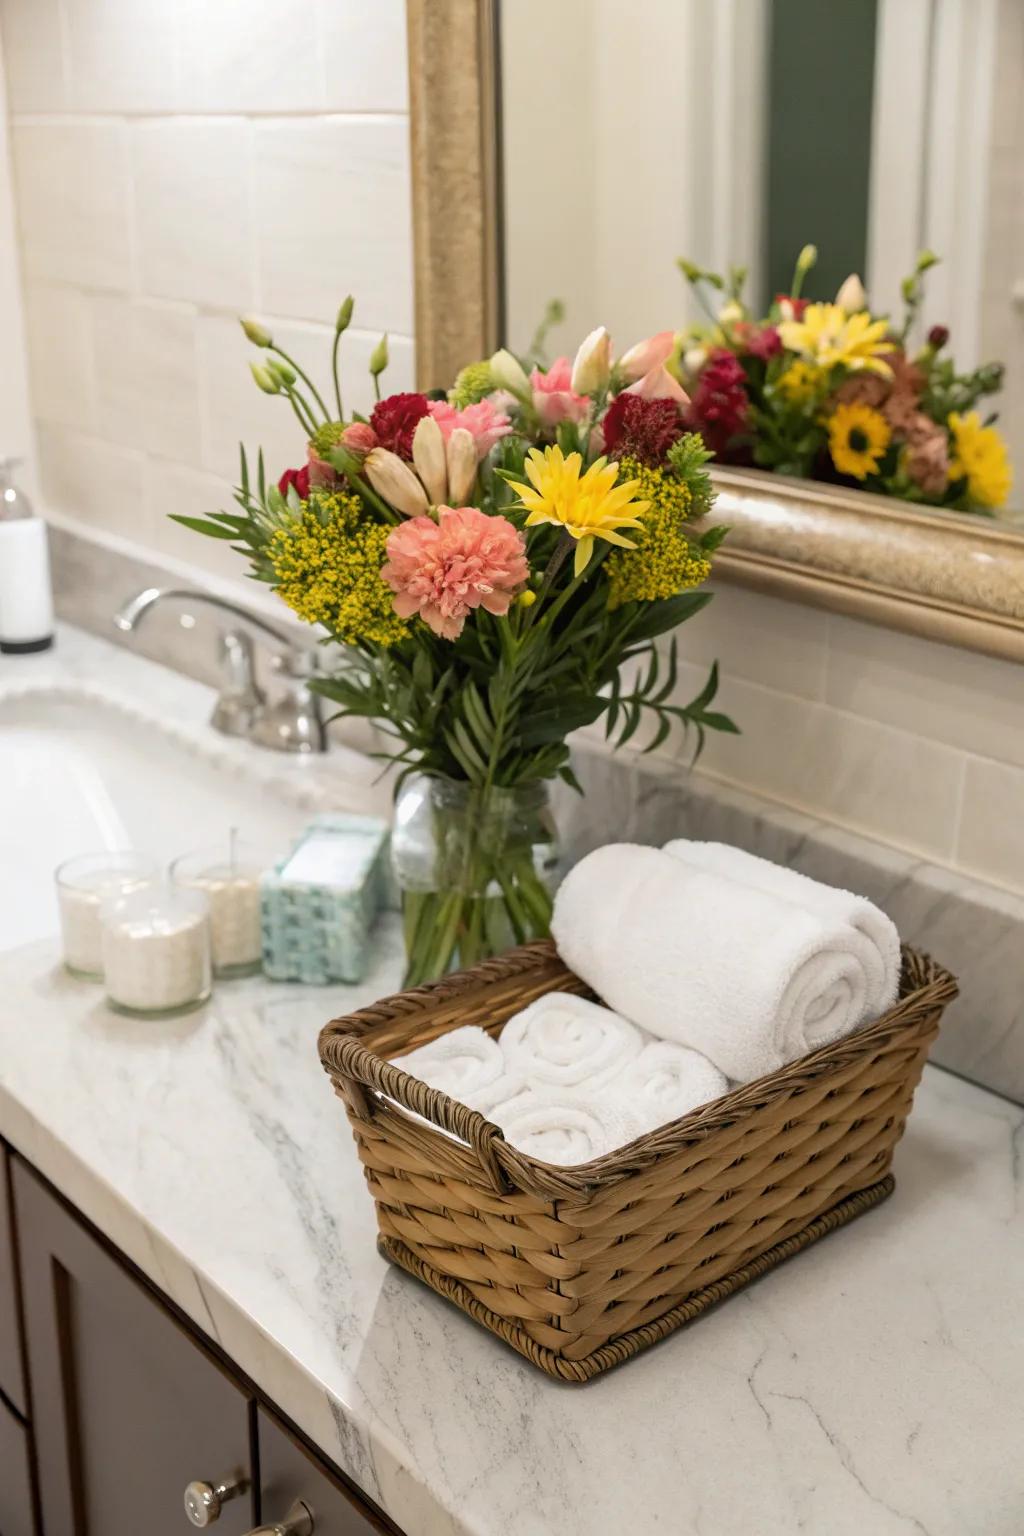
left=698, top=524, right=731, bottom=554
left=625, top=590, right=713, bottom=643
left=699, top=710, right=740, bottom=733
left=168, top=515, right=240, bottom=540
left=557, top=763, right=585, bottom=795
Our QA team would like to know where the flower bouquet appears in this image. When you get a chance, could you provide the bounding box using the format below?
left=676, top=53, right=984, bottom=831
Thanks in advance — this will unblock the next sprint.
left=176, top=305, right=736, bottom=984
left=678, top=246, right=1012, bottom=514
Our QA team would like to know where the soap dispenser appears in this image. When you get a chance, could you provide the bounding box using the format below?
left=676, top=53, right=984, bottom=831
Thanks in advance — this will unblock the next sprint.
left=0, top=458, right=54, bottom=653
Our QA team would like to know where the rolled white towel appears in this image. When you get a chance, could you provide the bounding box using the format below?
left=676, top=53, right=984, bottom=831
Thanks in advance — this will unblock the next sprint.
left=664, top=839, right=900, bottom=1018
left=499, top=991, right=644, bottom=1090
left=391, top=1024, right=505, bottom=1102
left=552, top=844, right=873, bottom=1082
left=488, top=1086, right=646, bottom=1166
left=618, top=1040, right=729, bottom=1133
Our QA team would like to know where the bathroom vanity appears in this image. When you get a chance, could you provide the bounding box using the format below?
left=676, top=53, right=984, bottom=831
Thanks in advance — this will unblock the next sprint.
left=2, top=631, right=1024, bottom=1536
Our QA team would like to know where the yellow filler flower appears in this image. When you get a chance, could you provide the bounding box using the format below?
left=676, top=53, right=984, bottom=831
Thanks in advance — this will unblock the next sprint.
left=827, top=401, right=891, bottom=480
left=779, top=302, right=893, bottom=376
left=948, top=411, right=1012, bottom=508
left=508, top=445, right=650, bottom=576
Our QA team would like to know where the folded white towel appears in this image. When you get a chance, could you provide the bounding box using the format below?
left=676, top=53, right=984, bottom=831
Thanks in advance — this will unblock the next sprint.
left=551, top=844, right=873, bottom=1082
left=663, top=839, right=900, bottom=1018
left=499, top=991, right=644, bottom=1090
left=391, top=1024, right=505, bottom=1102
left=488, top=1087, right=646, bottom=1166
left=619, top=1040, right=729, bottom=1133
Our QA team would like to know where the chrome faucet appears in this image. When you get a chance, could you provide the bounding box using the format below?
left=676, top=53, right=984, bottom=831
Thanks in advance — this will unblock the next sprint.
left=114, top=587, right=327, bottom=754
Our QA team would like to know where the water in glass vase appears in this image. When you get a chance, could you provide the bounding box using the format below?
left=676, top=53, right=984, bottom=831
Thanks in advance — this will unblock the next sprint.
left=390, top=775, right=562, bottom=985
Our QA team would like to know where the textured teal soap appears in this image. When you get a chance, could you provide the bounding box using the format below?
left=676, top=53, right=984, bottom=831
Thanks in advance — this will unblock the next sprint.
left=260, top=813, right=389, bottom=984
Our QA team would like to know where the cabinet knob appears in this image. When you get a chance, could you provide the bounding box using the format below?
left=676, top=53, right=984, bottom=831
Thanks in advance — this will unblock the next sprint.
left=184, top=1476, right=249, bottom=1526
left=244, top=1501, right=315, bottom=1536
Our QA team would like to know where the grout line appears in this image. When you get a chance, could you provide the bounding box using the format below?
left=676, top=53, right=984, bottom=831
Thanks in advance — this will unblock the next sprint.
left=11, top=109, right=410, bottom=127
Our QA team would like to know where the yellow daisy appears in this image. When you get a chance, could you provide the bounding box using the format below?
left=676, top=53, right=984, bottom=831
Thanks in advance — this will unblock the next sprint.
left=779, top=303, right=893, bottom=377
left=774, top=358, right=827, bottom=405
left=827, top=402, right=891, bottom=480
left=507, top=445, right=650, bottom=576
left=948, top=411, right=1012, bottom=508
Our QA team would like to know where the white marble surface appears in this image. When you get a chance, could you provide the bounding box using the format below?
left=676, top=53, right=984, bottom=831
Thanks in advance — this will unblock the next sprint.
left=1, top=930, right=1023, bottom=1536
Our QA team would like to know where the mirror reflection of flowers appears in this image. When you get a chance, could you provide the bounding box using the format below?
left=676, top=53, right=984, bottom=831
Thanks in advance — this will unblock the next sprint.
left=176, top=299, right=736, bottom=983
left=677, top=246, right=1011, bottom=515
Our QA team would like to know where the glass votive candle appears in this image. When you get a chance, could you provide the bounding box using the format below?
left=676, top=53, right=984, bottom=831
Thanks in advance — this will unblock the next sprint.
left=170, top=840, right=267, bottom=978
left=100, top=883, right=212, bottom=1017
left=55, top=852, right=159, bottom=979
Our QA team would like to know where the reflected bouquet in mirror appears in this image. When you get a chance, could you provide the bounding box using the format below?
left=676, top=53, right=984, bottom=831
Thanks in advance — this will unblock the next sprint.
left=175, top=302, right=736, bottom=983
left=678, top=246, right=1011, bottom=516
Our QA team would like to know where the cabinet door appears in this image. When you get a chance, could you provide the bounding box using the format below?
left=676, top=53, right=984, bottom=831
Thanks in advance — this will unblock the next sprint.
left=0, top=1142, right=27, bottom=1414
left=13, top=1159, right=256, bottom=1536
left=258, top=1408, right=395, bottom=1535
left=0, top=1395, right=38, bottom=1536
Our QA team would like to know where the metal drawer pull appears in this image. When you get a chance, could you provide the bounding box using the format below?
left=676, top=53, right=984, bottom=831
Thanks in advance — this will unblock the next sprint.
left=245, top=1500, right=315, bottom=1535
left=184, top=1475, right=249, bottom=1526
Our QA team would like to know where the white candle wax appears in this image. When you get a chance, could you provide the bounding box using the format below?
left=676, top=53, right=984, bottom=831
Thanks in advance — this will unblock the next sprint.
left=177, top=865, right=262, bottom=974
left=56, top=856, right=156, bottom=977
left=102, top=905, right=211, bottom=1015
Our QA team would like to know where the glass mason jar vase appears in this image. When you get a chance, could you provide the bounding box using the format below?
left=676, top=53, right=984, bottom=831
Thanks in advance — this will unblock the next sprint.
left=391, top=775, right=562, bottom=985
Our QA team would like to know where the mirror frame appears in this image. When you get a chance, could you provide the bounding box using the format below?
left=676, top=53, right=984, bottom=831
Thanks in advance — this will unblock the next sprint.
left=405, top=0, right=1024, bottom=664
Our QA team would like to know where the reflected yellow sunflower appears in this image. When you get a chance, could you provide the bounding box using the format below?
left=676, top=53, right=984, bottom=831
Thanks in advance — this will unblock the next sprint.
left=827, top=402, right=891, bottom=480
left=948, top=411, right=1012, bottom=508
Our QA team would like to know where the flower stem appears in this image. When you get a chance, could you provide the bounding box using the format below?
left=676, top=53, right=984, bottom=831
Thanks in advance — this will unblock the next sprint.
left=272, top=345, right=331, bottom=422
left=331, top=331, right=344, bottom=420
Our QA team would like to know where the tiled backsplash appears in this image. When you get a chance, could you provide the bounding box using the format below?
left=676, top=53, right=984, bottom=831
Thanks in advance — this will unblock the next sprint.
left=580, top=582, right=1024, bottom=900
left=0, top=0, right=414, bottom=581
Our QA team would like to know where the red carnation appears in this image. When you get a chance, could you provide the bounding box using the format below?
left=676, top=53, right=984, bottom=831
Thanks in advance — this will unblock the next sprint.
left=602, top=393, right=684, bottom=466
left=369, top=392, right=431, bottom=459
left=277, top=464, right=310, bottom=499
left=744, top=324, right=782, bottom=361
left=687, top=349, right=750, bottom=457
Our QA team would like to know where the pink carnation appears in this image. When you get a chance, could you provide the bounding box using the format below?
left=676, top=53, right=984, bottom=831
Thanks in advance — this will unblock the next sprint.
left=382, top=506, right=529, bottom=640
left=530, top=356, right=591, bottom=427
left=427, top=399, right=513, bottom=460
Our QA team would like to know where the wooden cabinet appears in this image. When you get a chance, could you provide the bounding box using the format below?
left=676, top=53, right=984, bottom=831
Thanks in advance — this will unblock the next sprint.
left=0, top=1142, right=27, bottom=1415
left=0, top=1396, right=37, bottom=1536
left=257, top=1408, right=389, bottom=1535
left=12, top=1160, right=256, bottom=1536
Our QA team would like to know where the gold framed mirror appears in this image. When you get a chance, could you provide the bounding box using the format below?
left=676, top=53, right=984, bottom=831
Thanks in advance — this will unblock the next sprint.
left=406, top=0, right=1024, bottom=664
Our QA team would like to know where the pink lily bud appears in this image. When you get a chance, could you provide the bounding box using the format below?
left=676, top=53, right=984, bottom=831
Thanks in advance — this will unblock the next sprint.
left=624, top=364, right=690, bottom=404
left=365, top=447, right=429, bottom=518
left=412, top=414, right=448, bottom=505
left=446, top=427, right=477, bottom=506
left=617, top=330, right=676, bottom=383
left=570, top=326, right=612, bottom=395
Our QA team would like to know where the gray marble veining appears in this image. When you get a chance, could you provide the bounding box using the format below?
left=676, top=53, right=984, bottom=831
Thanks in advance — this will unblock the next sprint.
left=1, top=931, right=1023, bottom=1536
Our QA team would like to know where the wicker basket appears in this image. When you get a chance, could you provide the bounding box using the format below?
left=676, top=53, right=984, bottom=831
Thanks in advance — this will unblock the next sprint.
left=319, top=942, right=957, bottom=1382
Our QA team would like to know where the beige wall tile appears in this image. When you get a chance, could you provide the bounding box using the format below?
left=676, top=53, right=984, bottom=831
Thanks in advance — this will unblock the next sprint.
left=23, top=282, right=95, bottom=432
left=147, top=459, right=244, bottom=583
left=63, top=0, right=182, bottom=112
left=956, top=758, right=1024, bottom=891
left=37, top=423, right=148, bottom=541
left=133, top=120, right=254, bottom=310
left=669, top=660, right=966, bottom=863
left=0, top=0, right=68, bottom=112
left=318, top=0, right=408, bottom=112
left=825, top=613, right=1024, bottom=769
left=12, top=123, right=131, bottom=291
left=176, top=0, right=318, bottom=114
left=92, top=295, right=201, bottom=464
left=253, top=117, right=412, bottom=332
left=675, top=583, right=829, bottom=699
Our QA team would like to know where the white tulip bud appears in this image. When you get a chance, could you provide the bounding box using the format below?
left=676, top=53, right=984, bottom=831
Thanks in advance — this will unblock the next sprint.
left=364, top=448, right=429, bottom=518
left=834, top=273, right=868, bottom=313
left=446, top=427, right=477, bottom=507
left=570, top=326, right=612, bottom=395
left=488, top=348, right=531, bottom=400
left=411, top=414, right=448, bottom=506
left=717, top=300, right=744, bottom=327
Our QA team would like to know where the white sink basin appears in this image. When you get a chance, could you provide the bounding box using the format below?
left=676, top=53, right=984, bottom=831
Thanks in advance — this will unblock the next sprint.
left=0, top=691, right=321, bottom=954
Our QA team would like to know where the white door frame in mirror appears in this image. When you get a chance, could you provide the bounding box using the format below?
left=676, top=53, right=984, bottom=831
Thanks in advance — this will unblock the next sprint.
left=406, top=0, right=1024, bottom=664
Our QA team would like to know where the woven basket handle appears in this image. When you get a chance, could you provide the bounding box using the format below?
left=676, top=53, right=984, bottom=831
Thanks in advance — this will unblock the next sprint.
left=321, top=1032, right=512, bottom=1195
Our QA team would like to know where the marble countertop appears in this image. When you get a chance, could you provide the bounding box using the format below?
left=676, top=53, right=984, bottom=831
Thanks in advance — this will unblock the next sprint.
left=1, top=933, right=1022, bottom=1536
left=2, top=627, right=1024, bottom=1535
